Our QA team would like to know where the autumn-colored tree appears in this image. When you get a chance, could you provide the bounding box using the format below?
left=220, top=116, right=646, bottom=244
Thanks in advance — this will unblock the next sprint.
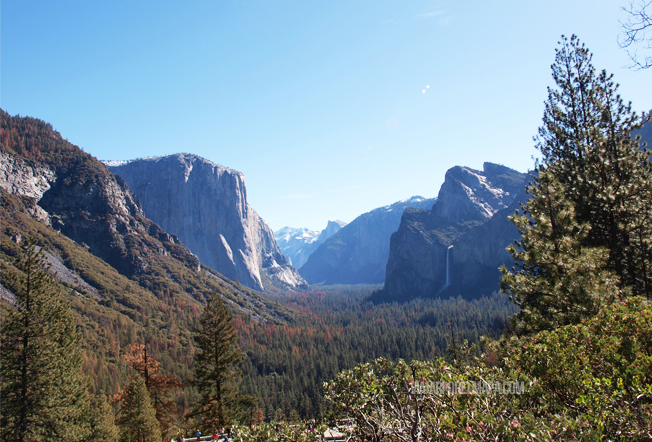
left=251, top=409, right=265, bottom=426
left=122, top=343, right=185, bottom=432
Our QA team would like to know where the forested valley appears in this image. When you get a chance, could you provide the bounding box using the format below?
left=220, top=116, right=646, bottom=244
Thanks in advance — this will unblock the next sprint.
left=237, top=286, right=516, bottom=421
left=2, top=20, right=652, bottom=442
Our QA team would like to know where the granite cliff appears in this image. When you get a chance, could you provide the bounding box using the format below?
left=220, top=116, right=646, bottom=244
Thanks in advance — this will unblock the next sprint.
left=107, top=154, right=308, bottom=292
left=0, top=110, right=288, bottom=319
left=299, top=196, right=436, bottom=285
left=382, top=163, right=527, bottom=300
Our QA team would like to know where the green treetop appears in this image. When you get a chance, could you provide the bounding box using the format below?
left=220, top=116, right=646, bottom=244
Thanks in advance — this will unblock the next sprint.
left=536, top=34, right=652, bottom=299
left=116, top=375, right=161, bottom=442
left=501, top=170, right=623, bottom=334
left=191, top=293, right=244, bottom=430
left=0, top=238, right=91, bottom=442
left=88, top=393, right=120, bottom=442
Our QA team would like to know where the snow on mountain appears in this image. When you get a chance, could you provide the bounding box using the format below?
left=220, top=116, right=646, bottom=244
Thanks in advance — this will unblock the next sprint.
left=274, top=221, right=346, bottom=269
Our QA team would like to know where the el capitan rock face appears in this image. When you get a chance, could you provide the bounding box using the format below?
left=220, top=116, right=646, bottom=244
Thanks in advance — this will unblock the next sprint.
left=107, top=154, right=308, bottom=292
left=382, top=163, right=528, bottom=301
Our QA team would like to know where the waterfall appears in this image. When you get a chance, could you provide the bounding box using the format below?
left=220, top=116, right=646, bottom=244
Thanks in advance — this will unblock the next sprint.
left=445, top=245, right=453, bottom=288
left=438, top=245, right=454, bottom=294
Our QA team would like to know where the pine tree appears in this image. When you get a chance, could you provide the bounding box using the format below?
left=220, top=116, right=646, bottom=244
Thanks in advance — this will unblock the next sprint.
left=501, top=170, right=623, bottom=334
left=190, top=293, right=243, bottom=430
left=0, top=238, right=91, bottom=442
left=502, top=35, right=652, bottom=336
left=535, top=34, right=652, bottom=298
left=88, top=393, right=120, bottom=442
left=116, top=376, right=161, bottom=442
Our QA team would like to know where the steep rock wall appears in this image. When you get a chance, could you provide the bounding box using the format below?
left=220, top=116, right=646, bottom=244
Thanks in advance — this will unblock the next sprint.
left=383, top=163, right=527, bottom=300
left=107, top=154, right=307, bottom=292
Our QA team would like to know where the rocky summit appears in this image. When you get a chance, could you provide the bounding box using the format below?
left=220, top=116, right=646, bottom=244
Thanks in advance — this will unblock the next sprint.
left=382, top=163, right=528, bottom=301
left=107, top=154, right=308, bottom=292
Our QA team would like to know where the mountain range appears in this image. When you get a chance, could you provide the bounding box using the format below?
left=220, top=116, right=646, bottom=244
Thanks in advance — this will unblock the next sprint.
left=274, top=220, right=347, bottom=269
left=0, top=110, right=292, bottom=394
left=7, top=108, right=647, bottom=314
left=0, top=108, right=538, bottom=310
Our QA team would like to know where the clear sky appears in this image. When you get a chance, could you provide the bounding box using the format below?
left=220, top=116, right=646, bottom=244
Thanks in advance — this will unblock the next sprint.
left=2, top=1, right=651, bottom=231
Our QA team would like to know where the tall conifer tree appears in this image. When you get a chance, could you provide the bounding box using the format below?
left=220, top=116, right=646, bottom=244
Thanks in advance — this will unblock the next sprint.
left=535, top=34, right=652, bottom=298
left=502, top=35, right=652, bottom=334
left=0, top=238, right=90, bottom=441
left=116, top=376, right=161, bottom=442
left=501, top=170, right=622, bottom=334
left=88, top=393, right=120, bottom=442
left=190, top=293, right=243, bottom=430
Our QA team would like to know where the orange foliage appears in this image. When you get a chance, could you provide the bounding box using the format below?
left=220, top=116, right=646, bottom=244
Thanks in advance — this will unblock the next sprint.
left=121, top=343, right=186, bottom=431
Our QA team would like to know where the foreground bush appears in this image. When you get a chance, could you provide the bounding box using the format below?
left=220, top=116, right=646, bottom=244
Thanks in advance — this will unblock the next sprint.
left=324, top=298, right=652, bottom=441
left=507, top=297, right=652, bottom=439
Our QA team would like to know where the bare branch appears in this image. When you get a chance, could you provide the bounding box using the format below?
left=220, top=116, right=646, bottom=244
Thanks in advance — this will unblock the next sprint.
left=619, top=0, right=652, bottom=69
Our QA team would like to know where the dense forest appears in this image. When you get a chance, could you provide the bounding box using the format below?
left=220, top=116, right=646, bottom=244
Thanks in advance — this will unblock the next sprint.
left=237, top=287, right=517, bottom=420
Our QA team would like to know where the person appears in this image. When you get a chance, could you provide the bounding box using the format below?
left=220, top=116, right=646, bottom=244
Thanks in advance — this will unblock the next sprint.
left=211, top=430, right=218, bottom=440
left=196, top=430, right=201, bottom=441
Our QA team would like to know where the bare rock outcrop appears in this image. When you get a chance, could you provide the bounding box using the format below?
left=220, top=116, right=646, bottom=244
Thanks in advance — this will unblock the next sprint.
left=0, top=151, right=54, bottom=223
left=382, top=163, right=527, bottom=300
left=107, top=154, right=308, bottom=292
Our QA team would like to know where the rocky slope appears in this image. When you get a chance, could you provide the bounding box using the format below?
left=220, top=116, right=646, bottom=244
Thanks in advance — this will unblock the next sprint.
left=299, top=196, right=436, bottom=285
left=275, top=220, right=347, bottom=269
left=382, top=163, right=527, bottom=300
left=1, top=124, right=180, bottom=279
left=0, top=110, right=293, bottom=395
left=107, top=154, right=308, bottom=292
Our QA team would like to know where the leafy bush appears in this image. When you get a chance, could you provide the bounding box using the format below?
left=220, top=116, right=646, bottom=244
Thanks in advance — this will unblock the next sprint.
left=325, top=299, right=652, bottom=440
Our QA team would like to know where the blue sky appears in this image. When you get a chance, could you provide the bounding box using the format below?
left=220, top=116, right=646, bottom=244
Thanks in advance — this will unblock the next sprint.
left=2, top=1, right=651, bottom=231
